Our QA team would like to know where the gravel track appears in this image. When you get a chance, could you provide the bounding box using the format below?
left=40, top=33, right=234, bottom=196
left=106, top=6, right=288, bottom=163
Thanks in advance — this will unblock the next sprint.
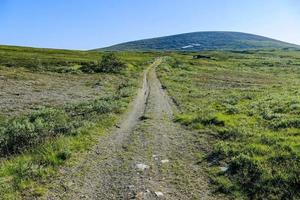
left=46, top=58, right=225, bottom=200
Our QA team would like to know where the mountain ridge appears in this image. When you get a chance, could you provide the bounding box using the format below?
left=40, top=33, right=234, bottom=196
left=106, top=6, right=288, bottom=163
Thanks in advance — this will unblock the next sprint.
left=97, top=31, right=300, bottom=51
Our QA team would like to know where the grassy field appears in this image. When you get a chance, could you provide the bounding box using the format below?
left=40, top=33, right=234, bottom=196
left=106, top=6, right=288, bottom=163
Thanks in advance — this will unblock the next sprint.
left=157, top=50, right=300, bottom=199
left=0, top=46, right=155, bottom=199
left=2, top=44, right=300, bottom=199
left=0, top=45, right=155, bottom=72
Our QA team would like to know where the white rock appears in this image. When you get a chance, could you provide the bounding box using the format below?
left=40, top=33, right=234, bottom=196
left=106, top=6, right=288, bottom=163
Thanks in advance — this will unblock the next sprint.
left=161, top=159, right=169, bottom=164
left=220, top=166, right=229, bottom=172
left=136, top=163, right=149, bottom=171
left=155, top=191, right=164, bottom=198
left=152, top=155, right=159, bottom=160
left=128, top=185, right=135, bottom=190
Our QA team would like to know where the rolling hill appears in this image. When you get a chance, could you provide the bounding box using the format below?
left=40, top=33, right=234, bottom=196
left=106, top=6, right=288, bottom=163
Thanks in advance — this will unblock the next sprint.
left=99, top=31, right=300, bottom=51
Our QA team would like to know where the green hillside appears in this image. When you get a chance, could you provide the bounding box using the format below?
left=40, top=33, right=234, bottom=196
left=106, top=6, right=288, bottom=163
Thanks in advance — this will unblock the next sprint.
left=99, top=31, right=300, bottom=51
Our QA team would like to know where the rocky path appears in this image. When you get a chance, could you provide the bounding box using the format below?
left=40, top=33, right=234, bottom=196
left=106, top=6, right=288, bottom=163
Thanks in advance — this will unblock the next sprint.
left=46, top=58, right=224, bottom=200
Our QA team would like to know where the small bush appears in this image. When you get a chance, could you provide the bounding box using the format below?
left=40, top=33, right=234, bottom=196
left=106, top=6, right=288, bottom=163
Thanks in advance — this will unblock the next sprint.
left=229, top=155, right=262, bottom=192
left=95, top=53, right=126, bottom=73
left=11, top=159, right=33, bottom=190
left=214, top=176, right=234, bottom=193
left=167, top=57, right=183, bottom=68
left=225, top=104, right=239, bottom=114
left=79, top=62, right=98, bottom=73
left=0, top=108, right=71, bottom=155
left=56, top=149, right=71, bottom=161
left=270, top=117, right=300, bottom=129
left=175, top=113, right=225, bottom=127
left=217, top=127, right=242, bottom=140
left=223, top=96, right=239, bottom=105
left=194, top=115, right=225, bottom=126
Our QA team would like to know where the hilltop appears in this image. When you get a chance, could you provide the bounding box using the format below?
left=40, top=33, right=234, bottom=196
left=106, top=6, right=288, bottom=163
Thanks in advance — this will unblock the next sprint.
left=99, top=31, right=300, bottom=51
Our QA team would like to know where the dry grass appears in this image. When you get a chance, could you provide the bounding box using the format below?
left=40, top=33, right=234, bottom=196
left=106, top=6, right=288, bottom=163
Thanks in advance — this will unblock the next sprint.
left=0, top=66, right=119, bottom=116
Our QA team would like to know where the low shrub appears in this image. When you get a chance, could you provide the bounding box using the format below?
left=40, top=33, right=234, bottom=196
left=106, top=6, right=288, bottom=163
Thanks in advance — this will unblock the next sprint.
left=191, top=114, right=225, bottom=126
left=96, top=53, right=126, bottom=73
left=0, top=90, right=132, bottom=156
left=217, top=127, right=242, bottom=140
left=167, top=57, right=183, bottom=68
left=270, top=117, right=300, bottom=129
left=175, top=113, right=225, bottom=127
left=79, top=62, right=98, bottom=73
left=214, top=176, right=235, bottom=193
left=0, top=108, right=71, bottom=155
left=224, top=104, right=239, bottom=114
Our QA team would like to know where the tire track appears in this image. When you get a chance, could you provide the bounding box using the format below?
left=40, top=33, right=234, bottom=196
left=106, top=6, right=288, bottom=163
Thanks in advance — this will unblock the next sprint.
left=46, top=58, right=225, bottom=200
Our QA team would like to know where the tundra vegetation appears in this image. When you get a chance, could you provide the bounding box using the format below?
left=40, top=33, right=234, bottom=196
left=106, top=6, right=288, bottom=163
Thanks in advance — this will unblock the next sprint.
left=1, top=44, right=300, bottom=200
left=157, top=50, right=300, bottom=199
left=0, top=45, right=156, bottom=199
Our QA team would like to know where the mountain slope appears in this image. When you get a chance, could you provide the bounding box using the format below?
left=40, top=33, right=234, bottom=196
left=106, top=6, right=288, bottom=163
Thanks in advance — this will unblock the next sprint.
left=99, top=31, right=300, bottom=51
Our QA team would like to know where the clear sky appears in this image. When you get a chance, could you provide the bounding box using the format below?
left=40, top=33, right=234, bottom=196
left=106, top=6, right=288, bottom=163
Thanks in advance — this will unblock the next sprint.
left=1, top=0, right=300, bottom=50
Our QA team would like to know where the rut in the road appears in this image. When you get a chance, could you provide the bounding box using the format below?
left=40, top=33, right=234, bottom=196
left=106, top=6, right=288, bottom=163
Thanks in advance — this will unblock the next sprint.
left=47, top=59, right=225, bottom=200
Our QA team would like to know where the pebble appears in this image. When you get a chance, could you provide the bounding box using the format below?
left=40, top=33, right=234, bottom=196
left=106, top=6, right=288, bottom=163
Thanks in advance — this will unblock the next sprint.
left=128, top=185, right=135, bottom=190
left=161, top=159, right=169, bottom=164
left=136, top=190, right=151, bottom=199
left=136, top=163, right=149, bottom=171
left=152, top=155, right=159, bottom=160
left=220, top=166, right=229, bottom=172
left=80, top=194, right=89, bottom=199
left=155, top=191, right=164, bottom=198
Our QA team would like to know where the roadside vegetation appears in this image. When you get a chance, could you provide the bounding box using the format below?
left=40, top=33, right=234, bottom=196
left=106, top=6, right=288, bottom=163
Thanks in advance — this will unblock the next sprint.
left=0, top=46, right=155, bottom=199
left=157, top=50, right=300, bottom=199
left=2, top=44, right=300, bottom=199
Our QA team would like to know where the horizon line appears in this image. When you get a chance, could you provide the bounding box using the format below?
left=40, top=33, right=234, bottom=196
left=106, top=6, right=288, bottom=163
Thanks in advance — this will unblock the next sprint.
left=1, top=31, right=300, bottom=51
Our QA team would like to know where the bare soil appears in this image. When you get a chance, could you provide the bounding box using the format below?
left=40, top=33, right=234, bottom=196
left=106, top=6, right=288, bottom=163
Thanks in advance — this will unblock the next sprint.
left=46, top=59, right=225, bottom=200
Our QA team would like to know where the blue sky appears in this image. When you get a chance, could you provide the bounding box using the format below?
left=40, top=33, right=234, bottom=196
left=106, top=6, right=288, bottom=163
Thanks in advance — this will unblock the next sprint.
left=1, top=0, right=300, bottom=50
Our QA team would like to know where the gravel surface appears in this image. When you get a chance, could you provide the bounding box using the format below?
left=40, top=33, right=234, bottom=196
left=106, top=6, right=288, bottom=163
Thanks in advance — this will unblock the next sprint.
left=46, top=59, right=226, bottom=200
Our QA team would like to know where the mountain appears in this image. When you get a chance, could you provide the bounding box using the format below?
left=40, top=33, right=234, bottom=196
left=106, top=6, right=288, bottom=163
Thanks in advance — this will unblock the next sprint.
left=98, top=31, right=300, bottom=51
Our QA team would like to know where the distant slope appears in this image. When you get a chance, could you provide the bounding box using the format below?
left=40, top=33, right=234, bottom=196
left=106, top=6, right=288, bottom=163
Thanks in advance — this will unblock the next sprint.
left=98, top=31, right=300, bottom=51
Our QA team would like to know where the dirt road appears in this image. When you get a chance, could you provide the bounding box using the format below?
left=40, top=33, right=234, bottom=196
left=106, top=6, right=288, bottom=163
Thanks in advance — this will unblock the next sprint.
left=46, top=59, right=223, bottom=200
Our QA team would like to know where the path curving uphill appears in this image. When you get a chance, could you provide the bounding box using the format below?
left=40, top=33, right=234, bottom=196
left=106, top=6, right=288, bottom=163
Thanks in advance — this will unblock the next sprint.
left=47, top=58, right=225, bottom=200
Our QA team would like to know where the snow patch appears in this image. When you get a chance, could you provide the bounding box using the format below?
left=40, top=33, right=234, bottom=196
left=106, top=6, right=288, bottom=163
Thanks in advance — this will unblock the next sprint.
left=181, top=43, right=201, bottom=49
left=182, top=45, right=194, bottom=49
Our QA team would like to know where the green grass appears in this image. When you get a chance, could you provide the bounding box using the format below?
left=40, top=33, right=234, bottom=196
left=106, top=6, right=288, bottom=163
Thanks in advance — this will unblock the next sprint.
left=3, top=44, right=300, bottom=199
left=0, top=46, right=156, bottom=199
left=0, top=115, right=116, bottom=199
left=0, top=45, right=158, bottom=72
left=0, top=83, right=136, bottom=198
left=157, top=50, right=300, bottom=199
